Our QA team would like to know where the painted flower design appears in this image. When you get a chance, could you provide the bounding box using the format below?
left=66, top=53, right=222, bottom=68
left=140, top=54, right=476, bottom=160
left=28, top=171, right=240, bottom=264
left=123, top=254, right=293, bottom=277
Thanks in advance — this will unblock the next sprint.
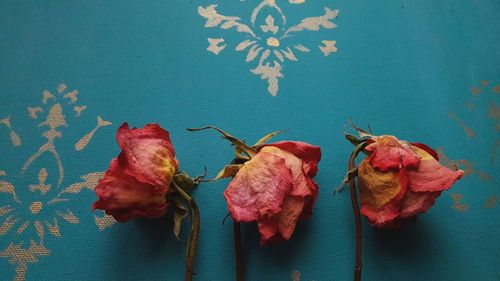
left=0, top=169, right=82, bottom=244
left=0, top=83, right=113, bottom=281
left=93, top=123, right=179, bottom=222
left=199, top=0, right=339, bottom=96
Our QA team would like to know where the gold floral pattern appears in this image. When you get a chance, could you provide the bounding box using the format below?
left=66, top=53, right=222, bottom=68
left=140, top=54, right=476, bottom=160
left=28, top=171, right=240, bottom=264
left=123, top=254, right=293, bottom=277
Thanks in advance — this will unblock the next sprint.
left=290, top=269, right=316, bottom=281
left=199, top=0, right=339, bottom=96
left=0, top=83, right=114, bottom=281
left=447, top=80, right=499, bottom=211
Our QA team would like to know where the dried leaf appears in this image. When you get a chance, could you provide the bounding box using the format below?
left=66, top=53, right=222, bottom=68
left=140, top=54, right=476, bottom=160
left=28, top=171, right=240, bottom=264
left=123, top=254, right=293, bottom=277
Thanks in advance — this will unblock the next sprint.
left=187, top=126, right=257, bottom=158
left=173, top=172, right=203, bottom=194
left=349, top=118, right=375, bottom=138
left=173, top=199, right=188, bottom=241
left=215, top=164, right=242, bottom=180
left=345, top=134, right=366, bottom=146
left=253, top=130, right=286, bottom=147
left=336, top=166, right=359, bottom=194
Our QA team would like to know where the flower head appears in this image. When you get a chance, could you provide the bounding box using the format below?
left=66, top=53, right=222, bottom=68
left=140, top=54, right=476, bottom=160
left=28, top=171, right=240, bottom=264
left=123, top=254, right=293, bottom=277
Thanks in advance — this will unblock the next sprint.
left=357, top=135, right=464, bottom=228
left=225, top=141, right=320, bottom=244
left=93, top=123, right=179, bottom=222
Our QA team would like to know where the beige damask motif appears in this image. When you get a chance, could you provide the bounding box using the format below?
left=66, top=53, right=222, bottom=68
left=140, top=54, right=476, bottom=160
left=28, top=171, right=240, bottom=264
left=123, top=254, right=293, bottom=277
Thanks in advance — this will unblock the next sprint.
left=290, top=269, right=316, bottom=281
left=0, top=83, right=115, bottom=281
left=199, top=0, right=339, bottom=96
left=447, top=80, right=499, bottom=211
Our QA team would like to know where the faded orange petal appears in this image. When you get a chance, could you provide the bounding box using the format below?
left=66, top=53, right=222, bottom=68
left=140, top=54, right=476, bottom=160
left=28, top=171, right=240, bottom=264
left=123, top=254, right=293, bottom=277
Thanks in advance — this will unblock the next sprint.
left=358, top=160, right=408, bottom=227
left=358, top=159, right=403, bottom=209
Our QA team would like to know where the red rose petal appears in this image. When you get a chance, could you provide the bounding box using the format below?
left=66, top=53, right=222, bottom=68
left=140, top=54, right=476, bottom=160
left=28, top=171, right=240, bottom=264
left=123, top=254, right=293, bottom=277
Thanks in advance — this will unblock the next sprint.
left=408, top=147, right=464, bottom=192
left=224, top=151, right=294, bottom=222
left=260, top=145, right=320, bottom=224
left=117, top=123, right=179, bottom=187
left=400, top=190, right=442, bottom=218
left=366, top=136, right=420, bottom=171
left=257, top=196, right=305, bottom=245
left=93, top=158, right=168, bottom=222
left=410, top=142, right=439, bottom=160
left=265, top=141, right=321, bottom=174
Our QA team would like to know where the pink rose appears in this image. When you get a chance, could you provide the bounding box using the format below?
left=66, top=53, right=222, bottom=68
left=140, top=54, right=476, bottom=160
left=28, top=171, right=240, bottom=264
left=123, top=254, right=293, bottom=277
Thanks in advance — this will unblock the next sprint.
left=93, top=123, right=179, bottom=222
left=358, top=135, right=464, bottom=228
left=224, top=141, right=321, bottom=244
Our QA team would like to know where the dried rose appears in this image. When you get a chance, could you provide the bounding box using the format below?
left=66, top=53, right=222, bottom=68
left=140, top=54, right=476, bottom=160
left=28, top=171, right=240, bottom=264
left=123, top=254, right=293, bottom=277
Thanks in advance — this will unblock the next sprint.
left=356, top=135, right=464, bottom=227
left=225, top=141, right=321, bottom=244
left=341, top=125, right=465, bottom=281
left=188, top=126, right=321, bottom=245
left=93, top=123, right=179, bottom=222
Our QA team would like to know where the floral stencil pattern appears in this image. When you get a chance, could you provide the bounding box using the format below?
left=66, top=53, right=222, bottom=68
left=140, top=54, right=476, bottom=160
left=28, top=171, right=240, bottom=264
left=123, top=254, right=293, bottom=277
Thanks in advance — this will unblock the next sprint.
left=0, top=84, right=114, bottom=281
left=199, top=0, right=339, bottom=96
left=447, top=80, right=499, bottom=211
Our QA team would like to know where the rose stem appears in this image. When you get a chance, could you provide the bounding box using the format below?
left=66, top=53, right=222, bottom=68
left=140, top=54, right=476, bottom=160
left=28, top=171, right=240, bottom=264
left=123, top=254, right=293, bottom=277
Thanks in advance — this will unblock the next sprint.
left=349, top=146, right=364, bottom=281
left=174, top=183, right=200, bottom=281
left=233, top=221, right=244, bottom=281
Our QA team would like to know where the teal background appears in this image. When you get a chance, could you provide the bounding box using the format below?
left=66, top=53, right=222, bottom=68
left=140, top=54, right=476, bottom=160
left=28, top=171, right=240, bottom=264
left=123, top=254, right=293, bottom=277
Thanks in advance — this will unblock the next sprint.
left=0, top=1, right=499, bottom=280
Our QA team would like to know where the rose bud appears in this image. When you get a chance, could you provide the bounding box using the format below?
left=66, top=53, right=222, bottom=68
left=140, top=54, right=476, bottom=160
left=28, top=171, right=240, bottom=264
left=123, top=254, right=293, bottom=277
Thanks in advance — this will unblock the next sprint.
left=224, top=141, right=321, bottom=244
left=93, top=123, right=179, bottom=222
left=358, top=135, right=464, bottom=228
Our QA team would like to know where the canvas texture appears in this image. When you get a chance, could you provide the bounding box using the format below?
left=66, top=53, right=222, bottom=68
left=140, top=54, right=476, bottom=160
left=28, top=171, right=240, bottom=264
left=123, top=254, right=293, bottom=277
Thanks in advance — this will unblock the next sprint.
left=0, top=1, right=499, bottom=280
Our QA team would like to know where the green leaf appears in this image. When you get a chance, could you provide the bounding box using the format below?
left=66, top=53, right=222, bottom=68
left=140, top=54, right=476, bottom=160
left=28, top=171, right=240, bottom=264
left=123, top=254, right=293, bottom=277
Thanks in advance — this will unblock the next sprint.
left=215, top=164, right=242, bottom=180
left=171, top=181, right=201, bottom=279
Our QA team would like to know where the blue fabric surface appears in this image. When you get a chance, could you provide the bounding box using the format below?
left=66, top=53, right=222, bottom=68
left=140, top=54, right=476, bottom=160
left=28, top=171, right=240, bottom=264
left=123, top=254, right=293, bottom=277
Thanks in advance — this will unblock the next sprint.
left=0, top=1, right=499, bottom=280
